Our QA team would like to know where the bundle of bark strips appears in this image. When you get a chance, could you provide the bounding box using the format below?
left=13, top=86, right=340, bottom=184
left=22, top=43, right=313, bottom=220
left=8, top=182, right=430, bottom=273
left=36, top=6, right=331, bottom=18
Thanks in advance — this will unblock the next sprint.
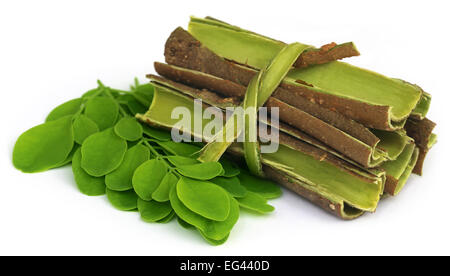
left=137, top=17, right=437, bottom=219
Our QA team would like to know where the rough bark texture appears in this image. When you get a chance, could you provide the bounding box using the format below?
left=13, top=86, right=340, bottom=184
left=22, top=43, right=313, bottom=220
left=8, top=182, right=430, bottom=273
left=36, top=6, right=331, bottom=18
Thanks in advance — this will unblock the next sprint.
left=384, top=175, right=398, bottom=196
left=405, top=118, right=436, bottom=175
left=266, top=97, right=373, bottom=167
left=294, top=42, right=360, bottom=68
left=154, top=62, right=380, bottom=167
left=164, top=27, right=394, bottom=130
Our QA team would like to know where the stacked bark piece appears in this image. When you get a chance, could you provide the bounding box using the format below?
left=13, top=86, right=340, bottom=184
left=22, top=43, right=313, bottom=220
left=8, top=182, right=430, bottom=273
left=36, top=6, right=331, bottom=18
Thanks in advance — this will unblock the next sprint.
left=137, top=17, right=437, bottom=219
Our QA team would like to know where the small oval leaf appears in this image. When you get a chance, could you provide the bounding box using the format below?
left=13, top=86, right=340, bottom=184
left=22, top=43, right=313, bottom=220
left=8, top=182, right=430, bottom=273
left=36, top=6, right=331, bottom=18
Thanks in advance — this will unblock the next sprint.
left=132, top=159, right=167, bottom=200
left=106, top=188, right=138, bottom=211
left=137, top=198, right=173, bottom=222
left=176, top=162, right=223, bottom=180
left=105, top=144, right=150, bottom=191
left=114, top=116, right=143, bottom=141
left=81, top=128, right=127, bottom=177
left=84, top=97, right=119, bottom=130
left=238, top=171, right=282, bottom=199
left=177, top=177, right=230, bottom=221
left=152, top=172, right=178, bottom=202
left=236, top=191, right=275, bottom=213
left=219, top=158, right=240, bottom=177
left=73, top=114, right=99, bottom=144
left=170, top=185, right=239, bottom=240
left=142, top=125, right=171, bottom=141
left=155, top=141, right=201, bottom=157
left=156, top=211, right=175, bottom=223
left=166, top=156, right=199, bottom=167
left=210, top=177, right=247, bottom=198
left=46, top=98, right=82, bottom=122
left=72, top=148, right=105, bottom=196
left=13, top=116, right=74, bottom=173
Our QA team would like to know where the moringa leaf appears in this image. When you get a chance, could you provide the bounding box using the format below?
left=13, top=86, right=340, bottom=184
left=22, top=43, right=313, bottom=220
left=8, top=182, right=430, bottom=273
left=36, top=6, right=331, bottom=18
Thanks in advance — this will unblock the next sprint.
left=236, top=191, right=275, bottom=213
left=176, top=162, right=223, bottom=180
left=81, top=128, right=127, bottom=177
left=46, top=98, right=82, bottom=122
left=105, top=144, right=150, bottom=191
left=73, top=114, right=99, bottom=144
left=142, top=125, right=172, bottom=141
left=238, top=171, right=282, bottom=199
left=53, top=144, right=79, bottom=168
left=170, top=185, right=239, bottom=241
left=177, top=217, right=195, bottom=229
left=219, top=158, right=240, bottom=177
left=210, top=177, right=247, bottom=198
left=152, top=172, right=178, bottom=202
left=106, top=188, right=138, bottom=211
left=84, top=97, right=119, bottom=130
left=114, top=116, right=143, bottom=141
left=166, top=155, right=199, bottom=167
left=199, top=230, right=229, bottom=246
left=127, top=98, right=147, bottom=115
left=156, top=211, right=175, bottom=223
left=82, top=87, right=101, bottom=98
left=137, top=198, right=173, bottom=222
left=13, top=115, right=74, bottom=173
left=72, top=148, right=105, bottom=196
left=155, top=140, right=201, bottom=157
left=133, top=83, right=154, bottom=107
left=132, top=159, right=167, bottom=200
left=177, top=177, right=230, bottom=221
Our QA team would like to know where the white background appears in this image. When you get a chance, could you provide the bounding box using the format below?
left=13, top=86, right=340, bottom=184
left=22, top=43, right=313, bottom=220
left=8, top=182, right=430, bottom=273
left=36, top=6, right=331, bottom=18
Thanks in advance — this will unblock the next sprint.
left=1, top=0, right=449, bottom=256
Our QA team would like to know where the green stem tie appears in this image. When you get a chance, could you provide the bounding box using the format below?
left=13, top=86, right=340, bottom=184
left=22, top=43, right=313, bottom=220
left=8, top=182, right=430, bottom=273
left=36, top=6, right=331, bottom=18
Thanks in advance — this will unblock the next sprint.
left=198, top=43, right=310, bottom=177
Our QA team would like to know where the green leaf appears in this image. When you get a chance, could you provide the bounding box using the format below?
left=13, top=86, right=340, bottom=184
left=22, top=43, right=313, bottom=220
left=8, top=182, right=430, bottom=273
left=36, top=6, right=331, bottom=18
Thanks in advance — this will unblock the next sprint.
left=166, top=156, right=199, bottom=167
left=156, top=211, right=175, bottom=223
left=236, top=191, right=274, bottom=213
left=106, top=188, right=138, bottom=211
left=210, top=177, right=247, bottom=198
left=219, top=158, right=240, bottom=177
left=82, top=87, right=101, bottom=98
left=81, top=128, right=127, bottom=177
left=114, top=116, right=143, bottom=141
left=238, top=171, right=282, bottom=199
left=127, top=98, right=147, bottom=115
left=84, top=97, right=119, bottom=130
left=105, top=144, right=150, bottom=191
left=142, top=125, right=171, bottom=141
left=133, top=83, right=154, bottom=107
left=132, top=159, right=167, bottom=200
left=177, top=217, right=195, bottom=229
left=53, top=144, right=79, bottom=168
left=152, top=172, right=178, bottom=202
left=137, top=198, right=173, bottom=222
left=46, top=98, right=82, bottom=122
left=176, top=162, right=223, bottom=180
left=155, top=140, right=201, bottom=157
left=72, top=148, right=105, bottom=196
left=170, top=187, right=239, bottom=241
left=73, top=114, right=99, bottom=144
left=13, top=116, right=74, bottom=173
left=199, top=230, right=229, bottom=246
left=177, top=177, right=230, bottom=221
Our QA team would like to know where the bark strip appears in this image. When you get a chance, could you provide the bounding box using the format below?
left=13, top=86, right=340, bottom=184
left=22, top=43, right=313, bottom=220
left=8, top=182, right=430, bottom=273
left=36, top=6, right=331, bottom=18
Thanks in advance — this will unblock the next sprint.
left=153, top=62, right=382, bottom=167
left=405, top=118, right=436, bottom=175
left=164, top=27, right=394, bottom=130
left=202, top=16, right=361, bottom=68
